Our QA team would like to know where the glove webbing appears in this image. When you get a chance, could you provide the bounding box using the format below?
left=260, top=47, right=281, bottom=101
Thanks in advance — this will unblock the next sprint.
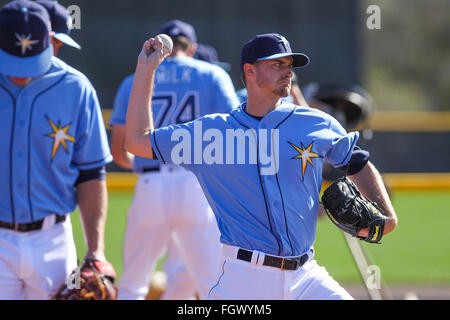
left=356, top=198, right=385, bottom=243
left=347, top=173, right=385, bottom=244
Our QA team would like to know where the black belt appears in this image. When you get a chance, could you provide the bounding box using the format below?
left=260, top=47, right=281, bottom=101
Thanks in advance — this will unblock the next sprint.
left=0, top=215, right=66, bottom=232
left=139, top=165, right=178, bottom=173
left=139, top=166, right=160, bottom=173
left=237, top=248, right=310, bottom=270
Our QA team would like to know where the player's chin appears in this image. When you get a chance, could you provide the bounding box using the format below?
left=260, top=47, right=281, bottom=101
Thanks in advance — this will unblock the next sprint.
left=274, top=85, right=291, bottom=98
left=9, top=76, right=32, bottom=86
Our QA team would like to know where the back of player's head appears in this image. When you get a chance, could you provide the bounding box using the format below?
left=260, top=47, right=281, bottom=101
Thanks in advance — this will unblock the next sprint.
left=0, top=0, right=53, bottom=77
left=159, top=19, right=197, bottom=51
left=35, top=0, right=81, bottom=50
left=196, top=43, right=219, bottom=64
left=195, top=43, right=231, bottom=71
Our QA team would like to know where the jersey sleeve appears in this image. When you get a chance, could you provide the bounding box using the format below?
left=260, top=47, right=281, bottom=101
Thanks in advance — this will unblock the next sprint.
left=73, top=85, right=113, bottom=170
left=150, top=115, right=220, bottom=172
left=150, top=120, right=194, bottom=168
left=324, top=116, right=360, bottom=168
left=210, top=67, right=240, bottom=113
left=109, top=75, right=133, bottom=126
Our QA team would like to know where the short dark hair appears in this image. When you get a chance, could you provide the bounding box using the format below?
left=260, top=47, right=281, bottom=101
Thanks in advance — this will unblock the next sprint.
left=171, top=35, right=193, bottom=51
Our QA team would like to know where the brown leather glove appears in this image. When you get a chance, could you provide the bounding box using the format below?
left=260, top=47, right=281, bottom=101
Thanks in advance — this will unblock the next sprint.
left=52, top=259, right=118, bottom=300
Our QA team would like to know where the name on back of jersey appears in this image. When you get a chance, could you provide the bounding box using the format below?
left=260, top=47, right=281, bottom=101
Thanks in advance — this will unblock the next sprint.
left=155, top=65, right=193, bottom=84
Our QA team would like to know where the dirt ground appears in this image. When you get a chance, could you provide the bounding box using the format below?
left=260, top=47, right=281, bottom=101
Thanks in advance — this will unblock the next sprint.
left=146, top=271, right=450, bottom=300
left=344, top=284, right=450, bottom=300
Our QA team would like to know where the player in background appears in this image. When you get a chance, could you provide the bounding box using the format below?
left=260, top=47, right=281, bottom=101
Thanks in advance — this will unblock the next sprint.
left=35, top=0, right=81, bottom=56
left=303, top=83, right=372, bottom=132
left=145, top=41, right=236, bottom=300
left=0, top=0, right=113, bottom=299
left=304, top=83, right=374, bottom=180
left=303, top=83, right=393, bottom=204
left=125, top=32, right=397, bottom=299
left=110, top=20, right=240, bottom=299
left=195, top=43, right=232, bottom=72
left=145, top=41, right=237, bottom=300
left=289, top=71, right=311, bottom=107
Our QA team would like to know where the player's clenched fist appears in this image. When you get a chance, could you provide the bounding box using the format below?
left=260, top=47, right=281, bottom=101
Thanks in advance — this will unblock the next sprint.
left=138, top=34, right=173, bottom=68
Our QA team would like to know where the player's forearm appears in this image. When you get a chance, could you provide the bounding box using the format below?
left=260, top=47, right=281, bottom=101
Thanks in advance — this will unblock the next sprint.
left=76, top=179, right=108, bottom=261
left=125, top=37, right=171, bottom=158
left=111, top=125, right=135, bottom=170
left=349, top=161, right=398, bottom=235
left=112, top=149, right=134, bottom=170
left=291, top=84, right=310, bottom=107
left=125, top=63, right=156, bottom=158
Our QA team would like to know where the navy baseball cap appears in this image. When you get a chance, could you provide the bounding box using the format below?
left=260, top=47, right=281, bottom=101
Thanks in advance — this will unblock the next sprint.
left=195, top=43, right=231, bottom=71
left=0, top=0, right=53, bottom=77
left=36, top=0, right=81, bottom=50
left=159, top=20, right=197, bottom=43
left=240, top=33, right=309, bottom=71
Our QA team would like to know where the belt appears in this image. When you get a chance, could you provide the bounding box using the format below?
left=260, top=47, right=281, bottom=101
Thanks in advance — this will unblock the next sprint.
left=237, top=248, right=310, bottom=271
left=139, top=166, right=160, bottom=173
left=0, top=214, right=66, bottom=232
left=139, top=165, right=180, bottom=173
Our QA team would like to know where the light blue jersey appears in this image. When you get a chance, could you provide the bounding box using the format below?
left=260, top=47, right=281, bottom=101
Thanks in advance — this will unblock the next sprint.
left=0, top=56, right=112, bottom=224
left=109, top=56, right=240, bottom=172
left=150, top=103, right=359, bottom=256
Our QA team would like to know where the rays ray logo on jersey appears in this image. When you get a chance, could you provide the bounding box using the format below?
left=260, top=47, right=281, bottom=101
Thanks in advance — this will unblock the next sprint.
left=288, top=141, right=321, bottom=180
left=45, top=116, right=75, bottom=160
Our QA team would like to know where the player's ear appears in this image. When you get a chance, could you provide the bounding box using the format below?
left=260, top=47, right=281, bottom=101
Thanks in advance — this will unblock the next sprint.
left=187, top=43, right=197, bottom=57
left=244, top=63, right=255, bottom=77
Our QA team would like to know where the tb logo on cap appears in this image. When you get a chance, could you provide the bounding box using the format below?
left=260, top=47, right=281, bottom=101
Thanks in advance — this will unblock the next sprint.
left=15, top=33, right=39, bottom=55
left=274, top=34, right=291, bottom=52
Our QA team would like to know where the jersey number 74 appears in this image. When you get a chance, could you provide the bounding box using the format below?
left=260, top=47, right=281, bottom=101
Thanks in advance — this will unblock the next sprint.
left=152, top=91, right=199, bottom=128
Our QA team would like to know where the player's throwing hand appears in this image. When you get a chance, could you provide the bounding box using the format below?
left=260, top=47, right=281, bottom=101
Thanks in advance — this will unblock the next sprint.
left=138, top=35, right=173, bottom=69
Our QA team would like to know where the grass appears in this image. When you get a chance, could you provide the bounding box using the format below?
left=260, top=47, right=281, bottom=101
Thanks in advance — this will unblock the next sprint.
left=71, top=190, right=450, bottom=285
left=314, top=191, right=450, bottom=284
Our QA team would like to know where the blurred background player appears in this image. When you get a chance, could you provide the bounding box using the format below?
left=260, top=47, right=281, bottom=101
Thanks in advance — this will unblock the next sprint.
left=147, top=41, right=236, bottom=300
left=303, top=83, right=375, bottom=181
left=109, top=20, right=240, bottom=299
left=303, top=83, right=373, bottom=132
left=289, top=71, right=311, bottom=107
left=195, top=43, right=232, bottom=72
left=0, top=0, right=113, bottom=299
left=302, top=82, right=392, bottom=221
left=36, top=0, right=81, bottom=56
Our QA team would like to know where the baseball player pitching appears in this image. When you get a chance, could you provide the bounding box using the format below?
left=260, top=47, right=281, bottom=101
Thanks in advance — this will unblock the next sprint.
left=110, top=20, right=240, bottom=300
left=125, top=32, right=398, bottom=299
left=0, top=0, right=114, bottom=299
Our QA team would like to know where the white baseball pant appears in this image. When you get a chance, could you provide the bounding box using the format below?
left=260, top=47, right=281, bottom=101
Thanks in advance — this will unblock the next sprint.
left=117, top=166, right=222, bottom=300
left=160, top=239, right=196, bottom=300
left=0, top=216, right=77, bottom=300
left=208, top=244, right=353, bottom=300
